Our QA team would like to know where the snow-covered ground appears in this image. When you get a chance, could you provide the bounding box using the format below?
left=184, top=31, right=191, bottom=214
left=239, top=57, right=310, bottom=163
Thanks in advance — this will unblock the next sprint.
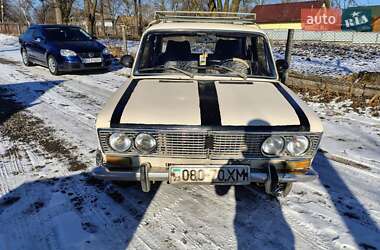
left=273, top=42, right=380, bottom=77
left=0, top=34, right=380, bottom=250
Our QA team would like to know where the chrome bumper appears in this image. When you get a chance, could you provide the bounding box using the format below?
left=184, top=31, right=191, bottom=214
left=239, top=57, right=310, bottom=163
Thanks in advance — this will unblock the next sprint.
left=92, top=165, right=318, bottom=183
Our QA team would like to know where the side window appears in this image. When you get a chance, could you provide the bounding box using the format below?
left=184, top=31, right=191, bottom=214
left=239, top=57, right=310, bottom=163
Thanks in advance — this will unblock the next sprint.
left=32, top=29, right=43, bottom=40
left=251, top=36, right=274, bottom=77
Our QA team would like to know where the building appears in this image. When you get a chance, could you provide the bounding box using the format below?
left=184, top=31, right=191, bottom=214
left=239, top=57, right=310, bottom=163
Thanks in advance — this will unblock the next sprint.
left=252, top=0, right=328, bottom=30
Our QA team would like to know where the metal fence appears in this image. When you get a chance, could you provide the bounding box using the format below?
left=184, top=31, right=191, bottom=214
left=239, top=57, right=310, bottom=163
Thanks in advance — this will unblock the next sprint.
left=265, top=29, right=380, bottom=44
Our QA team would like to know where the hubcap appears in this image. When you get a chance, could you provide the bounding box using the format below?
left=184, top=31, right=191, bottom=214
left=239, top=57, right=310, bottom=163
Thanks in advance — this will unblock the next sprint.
left=48, top=57, right=56, bottom=72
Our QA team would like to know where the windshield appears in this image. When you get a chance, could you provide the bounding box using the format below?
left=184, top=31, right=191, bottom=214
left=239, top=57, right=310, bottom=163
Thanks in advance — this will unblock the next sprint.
left=44, top=27, right=93, bottom=41
left=135, top=32, right=276, bottom=78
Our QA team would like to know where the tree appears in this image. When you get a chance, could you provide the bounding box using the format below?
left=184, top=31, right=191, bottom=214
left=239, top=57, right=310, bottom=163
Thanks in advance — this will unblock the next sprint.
left=85, top=0, right=97, bottom=36
left=18, top=0, right=33, bottom=25
left=99, top=0, right=105, bottom=36
left=54, top=0, right=75, bottom=24
left=35, top=0, right=54, bottom=24
left=230, top=0, right=240, bottom=12
left=106, top=0, right=127, bottom=35
left=209, top=0, right=243, bottom=12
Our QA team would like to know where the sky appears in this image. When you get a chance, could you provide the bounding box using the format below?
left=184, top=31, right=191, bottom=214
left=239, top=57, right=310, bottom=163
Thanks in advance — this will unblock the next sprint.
left=357, top=0, right=380, bottom=6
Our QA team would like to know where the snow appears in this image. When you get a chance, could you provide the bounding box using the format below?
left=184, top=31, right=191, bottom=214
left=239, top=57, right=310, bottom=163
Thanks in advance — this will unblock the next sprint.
left=273, top=42, right=380, bottom=76
left=0, top=34, right=380, bottom=250
left=53, top=212, right=95, bottom=250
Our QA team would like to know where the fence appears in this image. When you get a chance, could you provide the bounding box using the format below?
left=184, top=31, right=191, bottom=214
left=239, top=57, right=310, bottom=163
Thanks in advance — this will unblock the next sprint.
left=0, top=23, right=28, bottom=36
left=0, top=22, right=139, bottom=40
left=265, top=29, right=380, bottom=44
left=2, top=22, right=380, bottom=44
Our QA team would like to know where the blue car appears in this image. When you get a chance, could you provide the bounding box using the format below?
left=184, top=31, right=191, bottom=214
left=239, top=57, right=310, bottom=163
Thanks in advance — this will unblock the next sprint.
left=19, top=24, right=112, bottom=75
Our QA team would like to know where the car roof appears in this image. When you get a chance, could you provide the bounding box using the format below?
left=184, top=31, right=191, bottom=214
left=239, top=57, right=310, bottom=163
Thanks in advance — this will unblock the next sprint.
left=29, top=24, right=81, bottom=29
left=146, top=22, right=265, bottom=35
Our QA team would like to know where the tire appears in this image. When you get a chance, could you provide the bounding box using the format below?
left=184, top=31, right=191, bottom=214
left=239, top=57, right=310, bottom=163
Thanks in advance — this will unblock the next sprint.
left=21, top=48, right=32, bottom=66
left=47, top=55, right=60, bottom=75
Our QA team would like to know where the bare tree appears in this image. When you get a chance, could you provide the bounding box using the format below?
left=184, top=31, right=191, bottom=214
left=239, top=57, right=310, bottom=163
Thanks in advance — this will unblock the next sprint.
left=35, top=0, right=54, bottom=24
left=154, top=0, right=166, bottom=11
left=85, top=0, right=97, bottom=36
left=18, top=0, right=33, bottom=25
left=99, top=0, right=105, bottom=36
left=53, top=0, right=75, bottom=24
left=106, top=0, right=127, bottom=35
left=210, top=0, right=244, bottom=12
left=230, top=0, right=240, bottom=12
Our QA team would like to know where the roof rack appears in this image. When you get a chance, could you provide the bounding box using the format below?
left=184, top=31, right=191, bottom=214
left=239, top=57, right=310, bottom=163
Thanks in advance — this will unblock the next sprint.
left=155, top=11, right=256, bottom=25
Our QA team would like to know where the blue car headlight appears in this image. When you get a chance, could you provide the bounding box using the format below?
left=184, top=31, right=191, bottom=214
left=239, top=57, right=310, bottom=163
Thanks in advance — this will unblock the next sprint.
left=60, top=49, right=77, bottom=57
left=102, top=48, right=111, bottom=55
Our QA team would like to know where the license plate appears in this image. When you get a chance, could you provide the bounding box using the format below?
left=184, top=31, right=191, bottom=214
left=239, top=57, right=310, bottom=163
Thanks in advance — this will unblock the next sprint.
left=169, top=165, right=250, bottom=184
left=82, top=58, right=102, bottom=63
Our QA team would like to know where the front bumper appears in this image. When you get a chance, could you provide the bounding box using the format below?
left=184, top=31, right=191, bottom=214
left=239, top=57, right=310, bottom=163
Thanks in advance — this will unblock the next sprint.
left=57, top=55, right=112, bottom=72
left=92, top=165, right=318, bottom=183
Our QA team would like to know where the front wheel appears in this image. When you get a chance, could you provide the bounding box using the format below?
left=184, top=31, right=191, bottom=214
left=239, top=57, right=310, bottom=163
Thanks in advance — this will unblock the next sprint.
left=47, top=55, right=60, bottom=75
left=21, top=48, right=33, bottom=66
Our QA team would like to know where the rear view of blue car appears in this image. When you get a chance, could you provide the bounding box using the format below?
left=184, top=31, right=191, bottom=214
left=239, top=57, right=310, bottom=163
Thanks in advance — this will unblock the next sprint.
left=19, top=25, right=112, bottom=75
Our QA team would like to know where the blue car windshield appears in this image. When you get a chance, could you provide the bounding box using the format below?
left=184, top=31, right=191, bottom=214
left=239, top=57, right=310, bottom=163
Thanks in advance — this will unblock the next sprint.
left=44, top=28, right=92, bottom=41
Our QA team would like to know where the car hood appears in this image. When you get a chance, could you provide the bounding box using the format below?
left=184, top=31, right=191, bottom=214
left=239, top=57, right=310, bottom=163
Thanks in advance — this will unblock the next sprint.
left=52, top=40, right=104, bottom=52
left=109, top=79, right=302, bottom=128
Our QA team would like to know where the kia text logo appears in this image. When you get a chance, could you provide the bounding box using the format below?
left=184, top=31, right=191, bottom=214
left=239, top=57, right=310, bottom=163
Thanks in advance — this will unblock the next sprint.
left=301, top=8, right=342, bottom=31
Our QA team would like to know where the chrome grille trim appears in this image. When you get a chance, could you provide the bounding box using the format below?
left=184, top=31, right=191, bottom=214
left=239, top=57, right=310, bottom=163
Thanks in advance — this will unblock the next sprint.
left=78, top=52, right=102, bottom=58
left=98, top=129, right=322, bottom=160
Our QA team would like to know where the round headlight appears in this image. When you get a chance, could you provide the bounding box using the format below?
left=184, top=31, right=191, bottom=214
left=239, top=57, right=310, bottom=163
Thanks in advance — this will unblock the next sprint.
left=286, top=136, right=309, bottom=156
left=102, top=48, right=110, bottom=55
left=261, top=136, right=285, bottom=156
left=135, top=133, right=157, bottom=153
left=109, top=133, right=132, bottom=152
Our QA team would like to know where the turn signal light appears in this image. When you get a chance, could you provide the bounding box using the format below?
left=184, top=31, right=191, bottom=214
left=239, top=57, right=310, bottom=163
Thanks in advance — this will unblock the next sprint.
left=286, top=159, right=311, bottom=173
left=105, top=156, right=132, bottom=167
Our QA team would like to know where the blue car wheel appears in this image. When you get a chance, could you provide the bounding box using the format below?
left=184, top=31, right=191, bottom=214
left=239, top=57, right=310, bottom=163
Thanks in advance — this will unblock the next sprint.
left=48, top=55, right=60, bottom=75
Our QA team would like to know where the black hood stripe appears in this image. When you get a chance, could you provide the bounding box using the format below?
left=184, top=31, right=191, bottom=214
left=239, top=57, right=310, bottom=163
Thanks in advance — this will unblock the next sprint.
left=110, top=80, right=309, bottom=132
left=273, top=82, right=310, bottom=131
left=198, top=81, right=222, bottom=126
left=110, top=79, right=139, bottom=127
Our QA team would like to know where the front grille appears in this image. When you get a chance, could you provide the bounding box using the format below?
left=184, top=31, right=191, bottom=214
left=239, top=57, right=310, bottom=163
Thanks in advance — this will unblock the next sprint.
left=98, top=129, right=321, bottom=160
left=78, top=52, right=101, bottom=58
left=98, top=130, right=208, bottom=159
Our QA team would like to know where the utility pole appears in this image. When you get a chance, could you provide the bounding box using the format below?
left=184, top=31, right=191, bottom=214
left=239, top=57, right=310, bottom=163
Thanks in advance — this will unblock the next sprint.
left=283, top=29, right=294, bottom=83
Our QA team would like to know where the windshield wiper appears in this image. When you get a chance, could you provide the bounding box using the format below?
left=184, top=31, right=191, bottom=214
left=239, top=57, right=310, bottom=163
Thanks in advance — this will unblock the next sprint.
left=139, top=66, right=194, bottom=78
left=190, top=65, right=247, bottom=80
left=209, top=65, right=247, bottom=80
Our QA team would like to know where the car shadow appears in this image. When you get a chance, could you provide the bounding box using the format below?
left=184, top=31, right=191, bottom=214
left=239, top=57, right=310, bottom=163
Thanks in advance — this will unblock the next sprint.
left=0, top=173, right=160, bottom=249
left=0, top=80, right=64, bottom=124
left=313, top=152, right=380, bottom=249
left=215, top=119, right=295, bottom=249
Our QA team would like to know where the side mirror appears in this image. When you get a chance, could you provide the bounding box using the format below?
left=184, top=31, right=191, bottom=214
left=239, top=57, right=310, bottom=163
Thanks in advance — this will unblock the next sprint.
left=35, top=37, right=43, bottom=43
left=120, top=54, right=134, bottom=68
left=276, top=59, right=289, bottom=82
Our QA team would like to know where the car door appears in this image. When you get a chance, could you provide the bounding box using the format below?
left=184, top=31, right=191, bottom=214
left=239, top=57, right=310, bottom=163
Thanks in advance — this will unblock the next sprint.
left=31, top=29, right=47, bottom=63
left=21, top=28, right=35, bottom=58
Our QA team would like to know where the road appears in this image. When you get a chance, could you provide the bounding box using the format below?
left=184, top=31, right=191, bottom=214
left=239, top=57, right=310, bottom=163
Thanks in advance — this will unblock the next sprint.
left=0, top=36, right=379, bottom=250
